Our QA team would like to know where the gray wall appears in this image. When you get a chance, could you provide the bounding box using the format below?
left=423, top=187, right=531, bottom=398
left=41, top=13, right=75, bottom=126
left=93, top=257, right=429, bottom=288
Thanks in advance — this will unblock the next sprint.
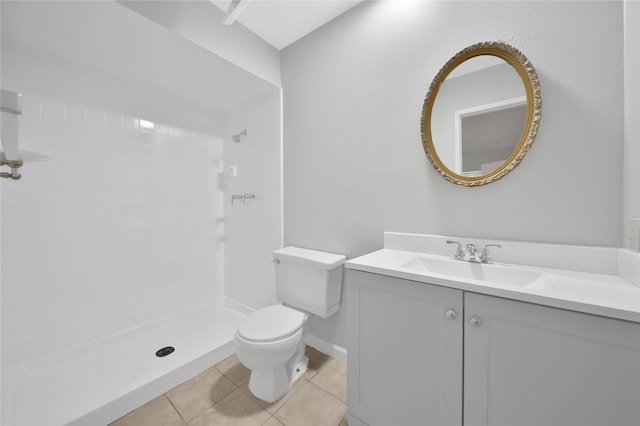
left=624, top=0, right=640, bottom=246
left=281, top=1, right=624, bottom=347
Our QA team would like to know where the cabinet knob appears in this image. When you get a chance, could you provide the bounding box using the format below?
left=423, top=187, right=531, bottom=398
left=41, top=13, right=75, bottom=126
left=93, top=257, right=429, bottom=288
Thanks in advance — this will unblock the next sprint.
left=470, top=316, right=482, bottom=327
left=446, top=310, right=457, bottom=319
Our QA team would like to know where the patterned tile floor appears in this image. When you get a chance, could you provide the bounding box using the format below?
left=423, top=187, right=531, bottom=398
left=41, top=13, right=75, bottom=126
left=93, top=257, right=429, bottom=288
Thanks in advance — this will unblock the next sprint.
left=109, top=346, right=347, bottom=426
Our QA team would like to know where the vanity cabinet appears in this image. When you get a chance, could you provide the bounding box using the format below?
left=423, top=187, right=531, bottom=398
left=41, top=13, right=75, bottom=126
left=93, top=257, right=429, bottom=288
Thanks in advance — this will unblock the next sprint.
left=346, top=270, right=640, bottom=426
left=464, top=292, right=640, bottom=426
left=346, top=270, right=463, bottom=426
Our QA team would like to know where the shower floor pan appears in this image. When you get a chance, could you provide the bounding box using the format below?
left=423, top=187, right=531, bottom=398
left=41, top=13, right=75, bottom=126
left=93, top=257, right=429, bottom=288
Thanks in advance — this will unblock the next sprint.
left=1, top=299, right=249, bottom=426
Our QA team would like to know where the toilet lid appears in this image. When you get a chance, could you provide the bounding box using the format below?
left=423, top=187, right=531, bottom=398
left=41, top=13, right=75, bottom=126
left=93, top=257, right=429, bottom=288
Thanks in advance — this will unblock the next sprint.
left=238, top=305, right=305, bottom=342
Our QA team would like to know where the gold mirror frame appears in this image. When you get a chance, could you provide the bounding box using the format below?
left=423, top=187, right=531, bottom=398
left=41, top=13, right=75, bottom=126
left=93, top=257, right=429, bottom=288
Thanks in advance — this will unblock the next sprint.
left=421, top=41, right=542, bottom=187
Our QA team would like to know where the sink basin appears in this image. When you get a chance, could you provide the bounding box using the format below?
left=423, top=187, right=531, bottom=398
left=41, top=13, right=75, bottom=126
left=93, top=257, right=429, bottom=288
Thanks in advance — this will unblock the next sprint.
left=526, top=274, right=640, bottom=305
left=400, top=256, right=545, bottom=286
left=345, top=233, right=640, bottom=323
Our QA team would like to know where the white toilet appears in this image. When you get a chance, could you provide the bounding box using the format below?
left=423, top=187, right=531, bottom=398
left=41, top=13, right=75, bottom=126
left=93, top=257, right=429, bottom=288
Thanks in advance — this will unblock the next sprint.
left=234, top=246, right=346, bottom=403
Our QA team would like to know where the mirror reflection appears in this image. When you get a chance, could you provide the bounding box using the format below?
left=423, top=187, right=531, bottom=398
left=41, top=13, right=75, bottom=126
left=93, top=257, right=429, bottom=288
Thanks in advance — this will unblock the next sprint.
left=431, top=57, right=527, bottom=176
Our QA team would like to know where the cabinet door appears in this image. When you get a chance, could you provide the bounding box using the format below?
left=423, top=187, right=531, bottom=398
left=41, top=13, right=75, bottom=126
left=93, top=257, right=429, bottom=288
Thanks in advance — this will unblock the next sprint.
left=346, top=270, right=463, bottom=426
left=464, top=292, right=640, bottom=426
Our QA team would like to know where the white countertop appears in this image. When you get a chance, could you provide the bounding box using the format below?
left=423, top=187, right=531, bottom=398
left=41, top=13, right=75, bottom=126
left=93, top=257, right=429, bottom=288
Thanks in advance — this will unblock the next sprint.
left=346, top=233, right=640, bottom=323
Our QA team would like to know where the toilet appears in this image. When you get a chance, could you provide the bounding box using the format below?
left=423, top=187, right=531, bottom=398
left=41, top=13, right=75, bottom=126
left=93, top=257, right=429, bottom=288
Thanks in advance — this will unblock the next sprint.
left=234, top=246, right=346, bottom=403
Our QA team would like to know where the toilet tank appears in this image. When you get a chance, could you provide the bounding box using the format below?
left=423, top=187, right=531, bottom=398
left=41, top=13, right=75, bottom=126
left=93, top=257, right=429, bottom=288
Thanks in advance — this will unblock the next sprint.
left=273, top=246, right=346, bottom=318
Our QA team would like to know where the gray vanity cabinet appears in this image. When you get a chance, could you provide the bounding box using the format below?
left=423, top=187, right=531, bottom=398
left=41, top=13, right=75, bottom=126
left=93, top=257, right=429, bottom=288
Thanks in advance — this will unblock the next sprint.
left=346, top=270, right=463, bottom=426
left=464, top=292, right=640, bottom=426
left=346, top=270, right=640, bottom=426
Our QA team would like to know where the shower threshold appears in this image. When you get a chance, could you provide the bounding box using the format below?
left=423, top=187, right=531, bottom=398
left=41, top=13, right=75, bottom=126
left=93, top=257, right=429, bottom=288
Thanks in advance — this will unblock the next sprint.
left=1, top=299, right=249, bottom=426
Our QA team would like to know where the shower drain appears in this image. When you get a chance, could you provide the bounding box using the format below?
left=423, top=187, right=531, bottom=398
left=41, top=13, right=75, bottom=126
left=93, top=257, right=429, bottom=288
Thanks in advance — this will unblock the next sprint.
left=155, top=346, right=175, bottom=357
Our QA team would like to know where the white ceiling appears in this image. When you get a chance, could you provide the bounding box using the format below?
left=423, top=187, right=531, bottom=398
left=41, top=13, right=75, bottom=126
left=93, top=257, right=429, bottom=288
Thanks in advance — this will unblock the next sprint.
left=2, top=1, right=277, bottom=115
left=209, top=0, right=365, bottom=50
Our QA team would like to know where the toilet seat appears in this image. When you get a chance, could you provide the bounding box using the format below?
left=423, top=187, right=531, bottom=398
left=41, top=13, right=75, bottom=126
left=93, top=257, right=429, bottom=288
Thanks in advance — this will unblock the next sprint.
left=237, top=305, right=306, bottom=342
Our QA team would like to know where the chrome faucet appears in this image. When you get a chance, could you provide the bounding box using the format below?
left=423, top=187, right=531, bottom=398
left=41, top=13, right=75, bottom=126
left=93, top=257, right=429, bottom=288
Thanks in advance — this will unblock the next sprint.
left=446, top=240, right=465, bottom=260
left=446, top=241, right=502, bottom=264
left=466, top=244, right=477, bottom=262
left=479, top=244, right=502, bottom=264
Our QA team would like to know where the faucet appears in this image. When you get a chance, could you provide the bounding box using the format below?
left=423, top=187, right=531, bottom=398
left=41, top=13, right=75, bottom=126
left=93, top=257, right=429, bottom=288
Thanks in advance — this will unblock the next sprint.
left=480, top=244, right=502, bottom=264
left=446, top=240, right=465, bottom=260
left=466, top=244, right=478, bottom=262
left=446, top=241, right=502, bottom=264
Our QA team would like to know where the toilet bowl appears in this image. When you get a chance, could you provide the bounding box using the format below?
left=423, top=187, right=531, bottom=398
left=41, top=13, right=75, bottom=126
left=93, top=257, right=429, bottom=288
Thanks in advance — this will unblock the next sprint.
left=234, top=246, right=346, bottom=403
left=234, top=304, right=310, bottom=403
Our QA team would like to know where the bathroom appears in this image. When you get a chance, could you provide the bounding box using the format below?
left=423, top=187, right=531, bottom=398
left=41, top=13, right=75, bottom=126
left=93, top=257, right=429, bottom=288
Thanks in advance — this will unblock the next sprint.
left=1, top=0, right=638, bottom=425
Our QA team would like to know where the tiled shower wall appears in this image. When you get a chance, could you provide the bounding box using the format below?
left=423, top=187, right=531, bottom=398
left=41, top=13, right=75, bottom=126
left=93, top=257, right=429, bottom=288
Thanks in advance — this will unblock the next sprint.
left=1, top=94, right=224, bottom=365
left=223, top=91, right=282, bottom=310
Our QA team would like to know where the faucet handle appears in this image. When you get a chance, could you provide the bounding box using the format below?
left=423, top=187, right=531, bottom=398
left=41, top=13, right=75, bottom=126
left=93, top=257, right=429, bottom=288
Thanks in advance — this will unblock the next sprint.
left=480, top=244, right=502, bottom=264
left=446, top=240, right=466, bottom=260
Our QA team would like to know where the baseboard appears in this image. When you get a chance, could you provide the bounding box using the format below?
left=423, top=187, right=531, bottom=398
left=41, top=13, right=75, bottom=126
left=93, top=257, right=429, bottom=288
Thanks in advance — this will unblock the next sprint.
left=303, top=333, right=347, bottom=363
left=347, top=413, right=369, bottom=426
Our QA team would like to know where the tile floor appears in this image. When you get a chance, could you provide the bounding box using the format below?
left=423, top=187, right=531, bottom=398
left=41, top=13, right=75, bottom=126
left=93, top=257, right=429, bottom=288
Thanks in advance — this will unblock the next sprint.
left=110, top=346, right=347, bottom=426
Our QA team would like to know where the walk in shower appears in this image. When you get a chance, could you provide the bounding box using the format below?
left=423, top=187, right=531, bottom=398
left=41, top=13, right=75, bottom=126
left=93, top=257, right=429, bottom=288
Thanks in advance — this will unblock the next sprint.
left=0, top=2, right=282, bottom=425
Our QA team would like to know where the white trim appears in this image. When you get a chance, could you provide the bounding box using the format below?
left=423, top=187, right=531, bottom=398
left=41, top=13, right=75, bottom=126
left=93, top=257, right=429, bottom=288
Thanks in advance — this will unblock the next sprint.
left=303, top=333, right=347, bottom=363
left=453, top=96, right=527, bottom=174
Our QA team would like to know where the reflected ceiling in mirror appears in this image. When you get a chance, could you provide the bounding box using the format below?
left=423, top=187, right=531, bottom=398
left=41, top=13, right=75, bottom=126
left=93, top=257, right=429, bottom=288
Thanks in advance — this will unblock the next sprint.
left=421, top=42, right=542, bottom=186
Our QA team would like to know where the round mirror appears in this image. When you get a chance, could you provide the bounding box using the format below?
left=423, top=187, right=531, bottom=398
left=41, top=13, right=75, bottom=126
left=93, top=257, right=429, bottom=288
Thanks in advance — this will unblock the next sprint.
left=421, top=42, right=542, bottom=186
